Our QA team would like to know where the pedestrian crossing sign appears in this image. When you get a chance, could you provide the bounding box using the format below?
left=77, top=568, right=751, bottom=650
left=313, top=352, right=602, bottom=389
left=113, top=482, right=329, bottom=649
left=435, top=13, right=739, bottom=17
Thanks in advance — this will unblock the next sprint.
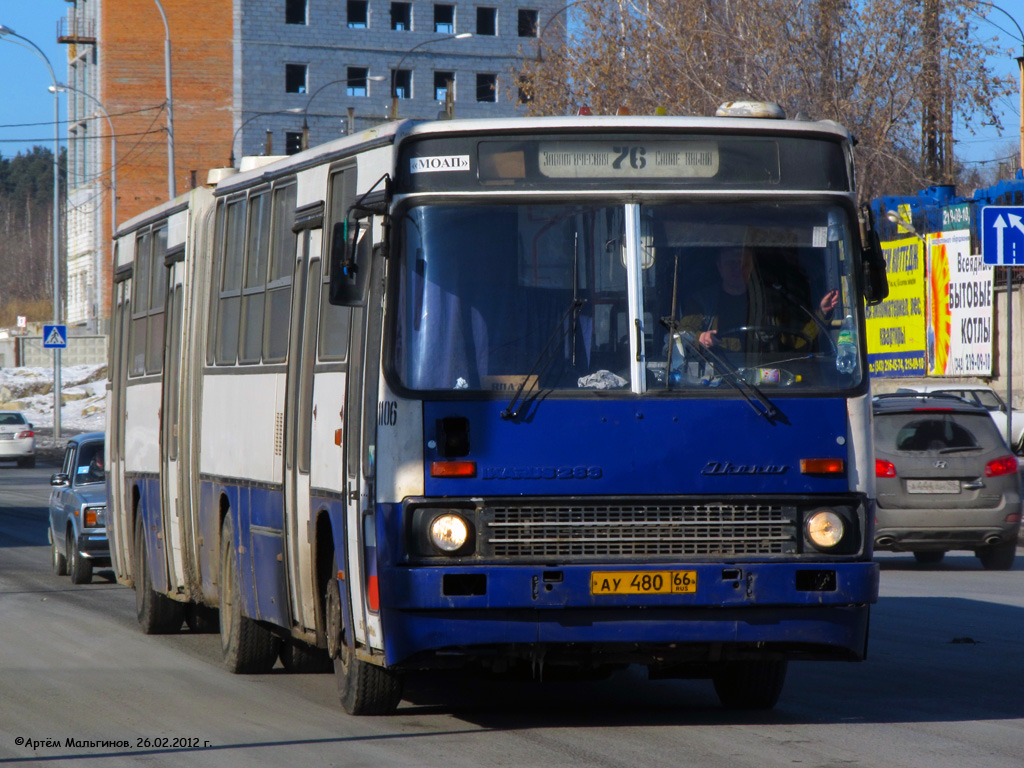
left=43, top=324, right=67, bottom=349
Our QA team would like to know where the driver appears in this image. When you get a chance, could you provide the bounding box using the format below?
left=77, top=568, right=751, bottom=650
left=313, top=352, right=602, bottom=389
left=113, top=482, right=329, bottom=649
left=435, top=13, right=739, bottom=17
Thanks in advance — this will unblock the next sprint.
left=678, top=246, right=838, bottom=355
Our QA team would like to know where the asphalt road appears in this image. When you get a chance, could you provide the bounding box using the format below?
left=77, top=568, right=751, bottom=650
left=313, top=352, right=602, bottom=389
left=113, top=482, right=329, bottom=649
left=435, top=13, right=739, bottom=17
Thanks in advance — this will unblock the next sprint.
left=2, top=459, right=1023, bottom=767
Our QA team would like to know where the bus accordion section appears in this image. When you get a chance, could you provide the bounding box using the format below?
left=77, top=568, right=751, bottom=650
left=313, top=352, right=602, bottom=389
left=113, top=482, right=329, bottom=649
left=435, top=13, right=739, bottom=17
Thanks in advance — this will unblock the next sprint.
left=107, top=109, right=886, bottom=716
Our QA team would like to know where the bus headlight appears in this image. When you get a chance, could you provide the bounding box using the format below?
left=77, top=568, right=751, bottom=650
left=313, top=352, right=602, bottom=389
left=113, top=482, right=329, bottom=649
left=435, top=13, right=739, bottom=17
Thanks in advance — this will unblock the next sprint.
left=806, top=509, right=845, bottom=549
left=429, top=513, right=471, bottom=554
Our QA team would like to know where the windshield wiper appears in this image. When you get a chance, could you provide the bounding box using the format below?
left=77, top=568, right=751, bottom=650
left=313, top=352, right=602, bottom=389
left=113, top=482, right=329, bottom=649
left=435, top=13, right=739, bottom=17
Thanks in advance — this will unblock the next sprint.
left=663, top=319, right=781, bottom=422
left=501, top=298, right=586, bottom=421
left=937, top=445, right=984, bottom=454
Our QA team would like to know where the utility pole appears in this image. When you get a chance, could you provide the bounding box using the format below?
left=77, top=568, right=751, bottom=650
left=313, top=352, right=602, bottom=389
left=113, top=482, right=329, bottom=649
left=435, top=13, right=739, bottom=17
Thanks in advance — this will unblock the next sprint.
left=922, top=0, right=942, bottom=184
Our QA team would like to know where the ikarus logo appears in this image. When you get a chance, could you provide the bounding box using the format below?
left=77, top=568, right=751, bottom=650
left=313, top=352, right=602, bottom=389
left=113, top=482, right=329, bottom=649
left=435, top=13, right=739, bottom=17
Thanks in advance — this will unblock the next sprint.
left=410, top=155, right=471, bottom=174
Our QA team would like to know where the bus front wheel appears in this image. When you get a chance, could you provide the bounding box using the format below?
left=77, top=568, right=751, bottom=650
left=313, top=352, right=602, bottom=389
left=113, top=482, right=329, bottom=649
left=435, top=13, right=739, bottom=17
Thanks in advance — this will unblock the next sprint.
left=712, top=660, right=787, bottom=710
left=134, top=515, right=184, bottom=634
left=219, top=512, right=279, bottom=673
left=325, top=557, right=402, bottom=715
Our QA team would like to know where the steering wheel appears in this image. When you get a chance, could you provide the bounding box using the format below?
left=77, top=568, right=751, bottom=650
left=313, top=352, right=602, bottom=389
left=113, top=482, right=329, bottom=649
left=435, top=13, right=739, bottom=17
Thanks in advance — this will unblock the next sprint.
left=714, top=325, right=815, bottom=351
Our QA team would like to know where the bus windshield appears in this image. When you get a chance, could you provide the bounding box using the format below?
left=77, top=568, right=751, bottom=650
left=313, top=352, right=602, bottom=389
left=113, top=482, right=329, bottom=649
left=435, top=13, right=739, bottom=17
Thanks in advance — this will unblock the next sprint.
left=394, top=200, right=862, bottom=394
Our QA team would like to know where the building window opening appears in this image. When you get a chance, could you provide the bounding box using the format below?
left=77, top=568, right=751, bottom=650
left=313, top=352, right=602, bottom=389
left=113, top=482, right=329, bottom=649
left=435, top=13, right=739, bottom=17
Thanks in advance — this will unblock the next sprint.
left=434, top=71, right=454, bottom=101
left=476, top=73, right=497, bottom=103
left=518, top=9, right=538, bottom=37
left=348, top=0, right=369, bottom=28
left=285, top=0, right=307, bottom=25
left=434, top=4, right=454, bottom=34
left=285, top=63, right=308, bottom=93
left=348, top=67, right=370, bottom=96
left=391, top=2, right=411, bottom=30
left=517, top=74, right=533, bottom=104
left=476, top=8, right=496, bottom=36
left=393, top=69, right=412, bottom=100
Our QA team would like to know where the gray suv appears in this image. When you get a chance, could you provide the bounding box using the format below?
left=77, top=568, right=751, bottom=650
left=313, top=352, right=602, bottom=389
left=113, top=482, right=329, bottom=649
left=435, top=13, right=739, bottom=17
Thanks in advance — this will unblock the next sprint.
left=873, top=393, right=1022, bottom=570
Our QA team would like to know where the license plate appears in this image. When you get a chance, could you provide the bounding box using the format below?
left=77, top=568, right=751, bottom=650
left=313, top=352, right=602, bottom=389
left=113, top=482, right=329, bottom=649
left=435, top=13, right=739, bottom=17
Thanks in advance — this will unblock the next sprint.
left=907, top=479, right=960, bottom=494
left=591, top=571, right=697, bottom=595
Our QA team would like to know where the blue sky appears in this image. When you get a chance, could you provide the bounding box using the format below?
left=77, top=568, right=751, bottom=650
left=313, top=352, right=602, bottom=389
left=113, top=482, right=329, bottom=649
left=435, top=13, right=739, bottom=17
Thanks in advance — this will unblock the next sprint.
left=0, top=0, right=1021, bottom=170
left=0, top=0, right=69, bottom=159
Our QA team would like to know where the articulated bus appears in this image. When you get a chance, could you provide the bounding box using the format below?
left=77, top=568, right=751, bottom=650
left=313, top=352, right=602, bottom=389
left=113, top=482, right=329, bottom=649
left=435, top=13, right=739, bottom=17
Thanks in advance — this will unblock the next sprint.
left=108, top=107, right=888, bottom=715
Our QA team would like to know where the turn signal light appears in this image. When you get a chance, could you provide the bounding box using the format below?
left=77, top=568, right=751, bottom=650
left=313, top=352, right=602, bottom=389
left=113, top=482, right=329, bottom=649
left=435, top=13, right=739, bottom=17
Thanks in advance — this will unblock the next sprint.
left=800, top=458, right=845, bottom=475
left=985, top=455, right=1018, bottom=477
left=430, top=461, right=476, bottom=478
left=875, top=459, right=897, bottom=478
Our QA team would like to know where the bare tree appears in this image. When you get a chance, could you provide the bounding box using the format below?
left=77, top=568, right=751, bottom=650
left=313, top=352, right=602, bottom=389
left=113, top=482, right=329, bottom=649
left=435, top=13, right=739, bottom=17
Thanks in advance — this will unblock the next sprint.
left=517, top=0, right=1014, bottom=201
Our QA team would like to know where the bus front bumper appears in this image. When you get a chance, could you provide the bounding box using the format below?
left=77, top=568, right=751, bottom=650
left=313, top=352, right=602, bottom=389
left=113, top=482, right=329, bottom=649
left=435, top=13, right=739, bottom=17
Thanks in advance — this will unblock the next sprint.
left=377, top=561, right=878, bottom=667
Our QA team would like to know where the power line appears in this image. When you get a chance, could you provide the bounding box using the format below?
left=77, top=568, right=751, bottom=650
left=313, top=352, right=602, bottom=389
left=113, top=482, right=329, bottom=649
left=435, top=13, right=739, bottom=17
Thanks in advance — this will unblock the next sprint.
left=0, top=103, right=166, bottom=129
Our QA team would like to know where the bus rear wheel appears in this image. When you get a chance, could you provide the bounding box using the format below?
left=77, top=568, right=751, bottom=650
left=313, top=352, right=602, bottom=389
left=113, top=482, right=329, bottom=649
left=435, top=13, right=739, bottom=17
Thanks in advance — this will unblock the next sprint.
left=712, top=660, right=787, bottom=710
left=219, top=512, right=279, bottom=673
left=325, top=557, right=402, bottom=715
left=134, top=515, right=184, bottom=633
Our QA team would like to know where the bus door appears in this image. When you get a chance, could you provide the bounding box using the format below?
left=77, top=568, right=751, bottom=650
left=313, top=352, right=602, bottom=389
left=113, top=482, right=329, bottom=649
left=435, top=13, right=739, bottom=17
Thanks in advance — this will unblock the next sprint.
left=282, top=221, right=323, bottom=634
left=110, top=276, right=131, bottom=581
left=160, top=259, right=187, bottom=594
left=342, top=219, right=380, bottom=650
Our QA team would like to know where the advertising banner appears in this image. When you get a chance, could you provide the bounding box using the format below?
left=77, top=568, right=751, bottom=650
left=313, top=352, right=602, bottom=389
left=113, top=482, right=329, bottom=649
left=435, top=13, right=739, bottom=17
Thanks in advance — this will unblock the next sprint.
left=925, top=229, right=994, bottom=376
left=866, top=236, right=926, bottom=377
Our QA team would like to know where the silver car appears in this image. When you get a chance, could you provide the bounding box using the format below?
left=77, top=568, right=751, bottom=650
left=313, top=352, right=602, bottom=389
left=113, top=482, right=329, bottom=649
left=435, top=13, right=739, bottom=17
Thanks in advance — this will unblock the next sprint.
left=873, top=393, right=1022, bottom=570
left=48, top=433, right=109, bottom=584
left=0, top=411, right=36, bottom=468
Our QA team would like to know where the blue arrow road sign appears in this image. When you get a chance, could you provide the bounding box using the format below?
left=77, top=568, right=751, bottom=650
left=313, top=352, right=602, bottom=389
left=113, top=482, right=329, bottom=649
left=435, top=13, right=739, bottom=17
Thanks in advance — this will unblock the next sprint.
left=982, top=206, right=1024, bottom=265
left=42, top=324, right=67, bottom=349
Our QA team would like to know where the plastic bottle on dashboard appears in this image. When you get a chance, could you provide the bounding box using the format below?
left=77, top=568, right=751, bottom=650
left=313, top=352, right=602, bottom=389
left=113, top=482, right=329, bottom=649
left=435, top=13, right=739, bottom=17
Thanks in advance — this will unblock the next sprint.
left=836, top=315, right=857, bottom=374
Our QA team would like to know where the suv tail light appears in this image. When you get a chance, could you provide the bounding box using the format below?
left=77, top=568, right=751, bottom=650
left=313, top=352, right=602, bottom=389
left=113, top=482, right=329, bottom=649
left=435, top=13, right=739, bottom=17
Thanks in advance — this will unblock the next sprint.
left=875, top=458, right=897, bottom=478
left=985, top=455, right=1018, bottom=477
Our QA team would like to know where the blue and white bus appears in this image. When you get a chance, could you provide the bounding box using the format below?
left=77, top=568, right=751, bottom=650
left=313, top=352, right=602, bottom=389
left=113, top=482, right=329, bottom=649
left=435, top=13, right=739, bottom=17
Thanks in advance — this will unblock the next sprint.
left=107, top=106, right=887, bottom=714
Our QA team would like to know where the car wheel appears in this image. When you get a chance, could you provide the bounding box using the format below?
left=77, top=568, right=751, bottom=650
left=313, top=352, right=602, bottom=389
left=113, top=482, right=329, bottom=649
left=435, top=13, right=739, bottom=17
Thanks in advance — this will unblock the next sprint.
left=913, top=551, right=945, bottom=565
left=978, top=540, right=1016, bottom=571
left=219, top=512, right=279, bottom=673
left=67, top=529, right=93, bottom=585
left=712, top=660, right=788, bottom=710
left=51, top=534, right=68, bottom=576
left=134, top=515, right=184, bottom=633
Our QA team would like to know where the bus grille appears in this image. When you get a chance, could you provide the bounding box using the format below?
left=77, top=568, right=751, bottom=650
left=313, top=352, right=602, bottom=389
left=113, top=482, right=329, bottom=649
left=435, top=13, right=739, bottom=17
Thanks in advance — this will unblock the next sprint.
left=483, top=502, right=796, bottom=558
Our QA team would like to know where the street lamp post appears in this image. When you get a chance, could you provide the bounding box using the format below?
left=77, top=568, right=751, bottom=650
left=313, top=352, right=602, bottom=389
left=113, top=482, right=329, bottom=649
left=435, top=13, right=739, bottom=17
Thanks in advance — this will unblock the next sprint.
left=302, top=74, right=385, bottom=150
left=52, top=83, right=117, bottom=330
left=151, top=0, right=176, bottom=199
left=229, top=108, right=303, bottom=166
left=0, top=24, right=64, bottom=439
left=390, top=33, right=472, bottom=120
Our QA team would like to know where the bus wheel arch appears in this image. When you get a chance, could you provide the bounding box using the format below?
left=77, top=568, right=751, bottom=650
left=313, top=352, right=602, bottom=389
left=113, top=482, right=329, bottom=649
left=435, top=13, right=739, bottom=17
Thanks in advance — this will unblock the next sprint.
left=133, top=507, right=184, bottom=634
left=218, top=509, right=279, bottom=673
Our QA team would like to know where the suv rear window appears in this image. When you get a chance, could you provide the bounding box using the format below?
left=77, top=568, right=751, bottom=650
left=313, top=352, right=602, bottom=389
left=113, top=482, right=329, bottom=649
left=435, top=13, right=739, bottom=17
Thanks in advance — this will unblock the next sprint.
left=875, top=412, right=1000, bottom=453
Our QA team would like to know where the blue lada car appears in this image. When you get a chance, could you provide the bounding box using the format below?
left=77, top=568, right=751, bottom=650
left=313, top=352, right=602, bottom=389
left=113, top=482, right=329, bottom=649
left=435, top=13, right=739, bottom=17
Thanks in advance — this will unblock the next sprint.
left=49, top=432, right=109, bottom=584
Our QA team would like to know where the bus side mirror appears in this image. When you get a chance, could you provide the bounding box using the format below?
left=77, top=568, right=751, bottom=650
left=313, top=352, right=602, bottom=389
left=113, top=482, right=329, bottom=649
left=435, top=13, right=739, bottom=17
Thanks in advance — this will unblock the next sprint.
left=860, top=206, right=889, bottom=306
left=328, top=219, right=365, bottom=305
